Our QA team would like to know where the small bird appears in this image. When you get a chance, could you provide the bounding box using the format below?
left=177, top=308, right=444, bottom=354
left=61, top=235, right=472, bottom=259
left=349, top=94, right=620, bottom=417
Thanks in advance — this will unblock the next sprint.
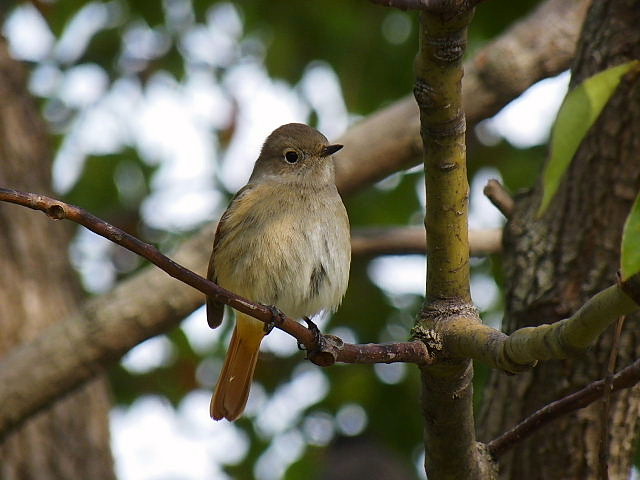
left=207, top=123, right=351, bottom=421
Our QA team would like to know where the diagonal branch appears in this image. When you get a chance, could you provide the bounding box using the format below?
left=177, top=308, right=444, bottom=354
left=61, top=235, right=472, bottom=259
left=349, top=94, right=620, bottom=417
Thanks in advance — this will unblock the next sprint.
left=0, top=188, right=431, bottom=366
left=483, top=179, right=514, bottom=218
left=487, top=355, right=640, bottom=459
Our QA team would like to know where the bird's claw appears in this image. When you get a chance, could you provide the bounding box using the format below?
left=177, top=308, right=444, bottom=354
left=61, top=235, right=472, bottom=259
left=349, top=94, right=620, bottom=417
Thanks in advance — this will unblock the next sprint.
left=265, top=305, right=286, bottom=334
left=303, top=316, right=320, bottom=336
left=297, top=316, right=322, bottom=355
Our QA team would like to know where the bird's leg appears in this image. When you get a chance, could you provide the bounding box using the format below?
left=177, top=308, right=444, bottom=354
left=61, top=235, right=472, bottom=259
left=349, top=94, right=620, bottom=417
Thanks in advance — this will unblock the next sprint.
left=264, top=305, right=287, bottom=334
left=297, top=316, right=323, bottom=354
left=303, top=316, right=320, bottom=337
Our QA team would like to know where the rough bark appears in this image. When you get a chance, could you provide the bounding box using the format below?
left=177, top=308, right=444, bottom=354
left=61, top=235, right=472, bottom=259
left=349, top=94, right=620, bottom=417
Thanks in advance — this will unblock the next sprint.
left=478, top=1, right=640, bottom=479
left=0, top=39, right=115, bottom=479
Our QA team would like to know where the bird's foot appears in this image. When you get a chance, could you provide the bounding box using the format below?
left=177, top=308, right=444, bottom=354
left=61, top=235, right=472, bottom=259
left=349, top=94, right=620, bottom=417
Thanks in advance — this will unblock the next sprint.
left=264, top=305, right=287, bottom=334
left=297, top=316, right=322, bottom=353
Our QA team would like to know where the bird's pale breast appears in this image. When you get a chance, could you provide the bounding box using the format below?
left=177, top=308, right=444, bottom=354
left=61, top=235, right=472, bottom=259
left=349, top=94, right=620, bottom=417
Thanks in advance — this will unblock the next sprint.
left=213, top=181, right=350, bottom=319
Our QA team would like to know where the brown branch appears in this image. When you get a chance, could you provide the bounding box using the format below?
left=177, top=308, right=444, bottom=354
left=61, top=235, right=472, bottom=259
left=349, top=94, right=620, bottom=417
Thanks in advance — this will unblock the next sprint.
left=487, top=354, right=640, bottom=459
left=483, top=179, right=514, bottom=218
left=0, top=187, right=431, bottom=367
left=0, top=189, right=302, bottom=339
left=350, top=226, right=502, bottom=257
left=310, top=335, right=431, bottom=366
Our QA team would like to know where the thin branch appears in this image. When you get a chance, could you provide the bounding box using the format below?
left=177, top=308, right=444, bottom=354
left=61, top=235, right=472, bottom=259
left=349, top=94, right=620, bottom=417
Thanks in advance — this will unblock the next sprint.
left=483, top=179, right=514, bottom=218
left=0, top=190, right=300, bottom=339
left=350, top=226, right=501, bottom=257
left=314, top=336, right=431, bottom=366
left=0, top=187, right=431, bottom=367
left=487, top=354, right=640, bottom=459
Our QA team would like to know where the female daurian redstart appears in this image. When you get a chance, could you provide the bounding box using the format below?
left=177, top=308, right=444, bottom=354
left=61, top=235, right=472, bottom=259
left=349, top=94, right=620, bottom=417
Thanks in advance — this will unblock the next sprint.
left=207, top=123, right=351, bottom=421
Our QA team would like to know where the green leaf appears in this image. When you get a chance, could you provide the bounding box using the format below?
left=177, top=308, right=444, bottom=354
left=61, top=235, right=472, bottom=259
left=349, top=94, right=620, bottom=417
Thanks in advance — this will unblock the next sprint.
left=621, top=190, right=640, bottom=280
left=538, top=60, right=640, bottom=216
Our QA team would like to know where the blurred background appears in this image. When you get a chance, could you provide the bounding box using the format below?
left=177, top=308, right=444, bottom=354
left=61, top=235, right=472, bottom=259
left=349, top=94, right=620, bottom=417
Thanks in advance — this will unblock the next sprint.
left=2, top=1, right=568, bottom=478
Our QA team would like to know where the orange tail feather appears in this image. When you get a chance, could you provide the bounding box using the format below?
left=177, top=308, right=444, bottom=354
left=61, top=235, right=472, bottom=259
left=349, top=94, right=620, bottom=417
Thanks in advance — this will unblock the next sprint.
left=211, top=313, right=265, bottom=421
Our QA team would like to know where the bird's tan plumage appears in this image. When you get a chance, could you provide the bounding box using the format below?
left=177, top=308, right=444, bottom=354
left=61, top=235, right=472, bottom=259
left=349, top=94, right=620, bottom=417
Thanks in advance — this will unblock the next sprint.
left=207, top=123, right=350, bottom=421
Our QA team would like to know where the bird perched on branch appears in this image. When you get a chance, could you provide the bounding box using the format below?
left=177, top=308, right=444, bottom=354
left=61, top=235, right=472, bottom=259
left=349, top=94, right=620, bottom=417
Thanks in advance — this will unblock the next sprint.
left=207, top=123, right=351, bottom=421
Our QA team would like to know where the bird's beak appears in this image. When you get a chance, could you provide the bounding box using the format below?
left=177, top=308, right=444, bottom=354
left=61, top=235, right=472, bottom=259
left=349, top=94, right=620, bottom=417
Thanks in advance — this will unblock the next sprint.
left=321, top=144, right=343, bottom=157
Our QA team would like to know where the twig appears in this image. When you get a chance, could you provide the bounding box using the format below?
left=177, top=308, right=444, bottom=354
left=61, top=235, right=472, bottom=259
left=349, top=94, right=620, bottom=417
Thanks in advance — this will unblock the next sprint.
left=487, top=353, right=640, bottom=459
left=0, top=187, right=433, bottom=368
left=483, top=179, right=514, bottom=218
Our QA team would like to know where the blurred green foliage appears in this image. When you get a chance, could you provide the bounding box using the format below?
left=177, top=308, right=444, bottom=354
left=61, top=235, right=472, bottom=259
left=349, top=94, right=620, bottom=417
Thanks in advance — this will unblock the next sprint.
left=2, top=0, right=558, bottom=478
left=65, top=148, right=156, bottom=217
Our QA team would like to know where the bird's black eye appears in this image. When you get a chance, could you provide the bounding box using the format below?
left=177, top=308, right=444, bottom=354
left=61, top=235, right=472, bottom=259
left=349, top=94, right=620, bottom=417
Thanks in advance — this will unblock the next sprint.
left=284, top=150, right=299, bottom=164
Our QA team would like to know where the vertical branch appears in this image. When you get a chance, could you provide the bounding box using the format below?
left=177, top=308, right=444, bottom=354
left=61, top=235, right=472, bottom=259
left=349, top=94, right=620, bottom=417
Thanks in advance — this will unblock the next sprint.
left=416, top=9, right=472, bottom=303
left=413, top=6, right=492, bottom=479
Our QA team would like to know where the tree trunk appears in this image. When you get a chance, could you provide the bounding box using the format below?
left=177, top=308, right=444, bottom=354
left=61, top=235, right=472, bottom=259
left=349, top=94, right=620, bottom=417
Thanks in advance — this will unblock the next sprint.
left=0, top=39, right=116, bottom=479
left=478, top=1, right=640, bottom=479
